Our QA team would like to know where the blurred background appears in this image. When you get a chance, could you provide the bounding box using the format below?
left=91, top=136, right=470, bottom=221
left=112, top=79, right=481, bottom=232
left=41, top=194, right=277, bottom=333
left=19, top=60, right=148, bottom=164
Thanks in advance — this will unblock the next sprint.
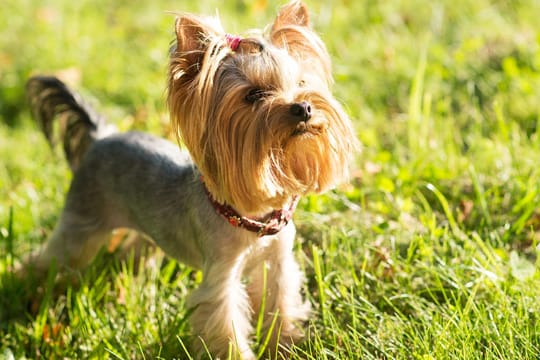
left=3, top=0, right=539, bottom=245
left=2, top=0, right=538, bottom=134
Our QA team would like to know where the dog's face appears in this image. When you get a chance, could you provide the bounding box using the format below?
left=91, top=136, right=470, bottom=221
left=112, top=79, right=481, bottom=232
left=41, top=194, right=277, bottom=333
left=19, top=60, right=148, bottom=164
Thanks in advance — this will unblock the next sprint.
left=168, top=1, right=356, bottom=214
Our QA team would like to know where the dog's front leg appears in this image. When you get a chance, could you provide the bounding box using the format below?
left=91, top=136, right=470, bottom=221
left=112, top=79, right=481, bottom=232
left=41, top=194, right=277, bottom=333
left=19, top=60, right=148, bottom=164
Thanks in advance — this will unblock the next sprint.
left=188, top=254, right=254, bottom=360
left=247, top=223, right=311, bottom=356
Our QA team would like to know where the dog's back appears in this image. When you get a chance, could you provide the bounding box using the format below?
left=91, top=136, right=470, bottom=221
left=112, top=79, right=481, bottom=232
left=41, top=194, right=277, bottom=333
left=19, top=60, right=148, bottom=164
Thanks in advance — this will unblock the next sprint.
left=26, top=76, right=116, bottom=171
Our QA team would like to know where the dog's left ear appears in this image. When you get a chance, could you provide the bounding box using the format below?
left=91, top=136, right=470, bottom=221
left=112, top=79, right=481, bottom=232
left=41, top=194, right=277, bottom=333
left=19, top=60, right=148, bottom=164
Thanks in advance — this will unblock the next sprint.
left=271, top=0, right=310, bottom=30
left=270, top=1, right=315, bottom=56
left=270, top=1, right=332, bottom=80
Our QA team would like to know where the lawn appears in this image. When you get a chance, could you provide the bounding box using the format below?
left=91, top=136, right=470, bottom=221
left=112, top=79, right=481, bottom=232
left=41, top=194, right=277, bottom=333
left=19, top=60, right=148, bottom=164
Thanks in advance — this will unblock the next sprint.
left=1, top=0, right=540, bottom=359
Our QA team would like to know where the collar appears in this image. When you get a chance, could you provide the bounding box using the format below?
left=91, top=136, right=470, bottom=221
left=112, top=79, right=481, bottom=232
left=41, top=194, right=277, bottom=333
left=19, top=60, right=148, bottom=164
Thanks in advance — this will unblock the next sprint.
left=201, top=179, right=299, bottom=237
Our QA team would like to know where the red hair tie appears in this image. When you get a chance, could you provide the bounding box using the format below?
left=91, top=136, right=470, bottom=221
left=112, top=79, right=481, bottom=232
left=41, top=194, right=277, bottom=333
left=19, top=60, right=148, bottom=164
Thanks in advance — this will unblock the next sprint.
left=225, top=34, right=242, bottom=51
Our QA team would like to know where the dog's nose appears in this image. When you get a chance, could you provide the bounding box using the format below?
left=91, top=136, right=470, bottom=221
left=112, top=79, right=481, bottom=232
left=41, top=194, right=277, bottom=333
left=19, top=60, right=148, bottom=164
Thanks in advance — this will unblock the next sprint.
left=289, top=101, right=312, bottom=121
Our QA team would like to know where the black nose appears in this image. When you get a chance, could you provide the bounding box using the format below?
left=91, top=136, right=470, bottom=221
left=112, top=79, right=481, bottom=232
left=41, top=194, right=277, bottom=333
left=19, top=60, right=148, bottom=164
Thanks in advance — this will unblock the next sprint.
left=289, top=101, right=312, bottom=121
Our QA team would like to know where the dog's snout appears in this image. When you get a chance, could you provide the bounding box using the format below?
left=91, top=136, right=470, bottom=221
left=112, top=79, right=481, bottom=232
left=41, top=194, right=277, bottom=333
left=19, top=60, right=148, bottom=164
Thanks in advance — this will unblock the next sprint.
left=289, top=101, right=312, bottom=121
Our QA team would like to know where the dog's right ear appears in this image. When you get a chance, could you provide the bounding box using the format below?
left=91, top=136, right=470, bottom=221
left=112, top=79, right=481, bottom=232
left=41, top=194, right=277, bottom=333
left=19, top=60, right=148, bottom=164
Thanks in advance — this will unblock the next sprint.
left=172, top=15, right=220, bottom=79
left=175, top=16, right=207, bottom=52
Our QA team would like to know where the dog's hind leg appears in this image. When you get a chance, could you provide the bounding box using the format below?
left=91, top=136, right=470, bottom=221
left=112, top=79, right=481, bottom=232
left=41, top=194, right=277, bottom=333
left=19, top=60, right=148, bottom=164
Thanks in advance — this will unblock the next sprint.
left=20, top=209, right=111, bottom=277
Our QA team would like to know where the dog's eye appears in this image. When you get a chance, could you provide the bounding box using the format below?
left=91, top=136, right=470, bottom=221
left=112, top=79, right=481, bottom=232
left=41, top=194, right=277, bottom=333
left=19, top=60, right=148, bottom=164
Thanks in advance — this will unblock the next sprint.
left=298, top=80, right=306, bottom=87
left=245, top=88, right=266, bottom=103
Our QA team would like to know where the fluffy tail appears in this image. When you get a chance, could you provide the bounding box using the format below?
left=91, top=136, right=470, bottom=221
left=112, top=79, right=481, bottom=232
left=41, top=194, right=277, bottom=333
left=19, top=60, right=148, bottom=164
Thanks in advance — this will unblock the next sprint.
left=26, top=76, right=115, bottom=171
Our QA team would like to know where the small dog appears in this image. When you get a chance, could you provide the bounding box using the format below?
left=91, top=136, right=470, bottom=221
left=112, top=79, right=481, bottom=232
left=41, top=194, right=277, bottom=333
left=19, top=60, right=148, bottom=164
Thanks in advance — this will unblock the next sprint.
left=21, top=1, right=356, bottom=358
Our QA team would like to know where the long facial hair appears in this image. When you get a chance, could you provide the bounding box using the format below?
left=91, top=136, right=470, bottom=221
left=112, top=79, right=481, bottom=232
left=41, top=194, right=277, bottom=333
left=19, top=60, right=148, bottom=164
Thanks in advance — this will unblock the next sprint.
left=168, top=1, right=356, bottom=215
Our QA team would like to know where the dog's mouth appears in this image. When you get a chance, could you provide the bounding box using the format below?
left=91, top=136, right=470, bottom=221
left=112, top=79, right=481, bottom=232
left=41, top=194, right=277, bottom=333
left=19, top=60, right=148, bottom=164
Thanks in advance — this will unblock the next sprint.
left=291, top=120, right=326, bottom=137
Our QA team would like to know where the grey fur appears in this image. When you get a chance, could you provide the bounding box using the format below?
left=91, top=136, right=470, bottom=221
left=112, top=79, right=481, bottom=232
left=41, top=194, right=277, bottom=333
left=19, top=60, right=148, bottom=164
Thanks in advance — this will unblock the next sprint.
left=26, top=76, right=115, bottom=170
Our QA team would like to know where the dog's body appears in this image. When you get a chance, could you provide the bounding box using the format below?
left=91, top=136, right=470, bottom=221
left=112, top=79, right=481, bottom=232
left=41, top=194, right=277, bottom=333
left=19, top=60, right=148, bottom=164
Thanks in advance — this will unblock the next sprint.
left=33, top=129, right=207, bottom=269
left=24, top=122, right=305, bottom=357
left=21, top=1, right=356, bottom=358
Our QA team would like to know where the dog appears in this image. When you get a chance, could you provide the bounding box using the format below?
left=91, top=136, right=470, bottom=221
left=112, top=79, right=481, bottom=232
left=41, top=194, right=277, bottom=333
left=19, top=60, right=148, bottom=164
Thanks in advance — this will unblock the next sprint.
left=20, top=1, right=356, bottom=358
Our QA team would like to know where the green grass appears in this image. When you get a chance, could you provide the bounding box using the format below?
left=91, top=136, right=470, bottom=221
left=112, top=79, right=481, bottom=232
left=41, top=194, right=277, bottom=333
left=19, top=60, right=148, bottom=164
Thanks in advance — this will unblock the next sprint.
left=2, top=0, right=540, bottom=358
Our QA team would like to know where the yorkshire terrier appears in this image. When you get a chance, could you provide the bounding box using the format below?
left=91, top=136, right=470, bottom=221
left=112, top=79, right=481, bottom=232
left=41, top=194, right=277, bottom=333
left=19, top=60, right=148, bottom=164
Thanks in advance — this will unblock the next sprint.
left=21, top=1, right=356, bottom=358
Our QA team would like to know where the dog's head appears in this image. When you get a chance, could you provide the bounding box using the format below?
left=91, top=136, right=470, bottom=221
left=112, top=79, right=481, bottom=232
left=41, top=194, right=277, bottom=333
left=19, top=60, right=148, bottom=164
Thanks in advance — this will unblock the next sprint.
left=168, top=0, right=356, bottom=215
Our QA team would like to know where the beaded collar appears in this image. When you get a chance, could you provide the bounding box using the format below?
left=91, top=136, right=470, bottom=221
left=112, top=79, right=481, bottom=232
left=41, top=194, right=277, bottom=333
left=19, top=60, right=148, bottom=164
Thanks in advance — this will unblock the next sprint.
left=202, top=179, right=299, bottom=237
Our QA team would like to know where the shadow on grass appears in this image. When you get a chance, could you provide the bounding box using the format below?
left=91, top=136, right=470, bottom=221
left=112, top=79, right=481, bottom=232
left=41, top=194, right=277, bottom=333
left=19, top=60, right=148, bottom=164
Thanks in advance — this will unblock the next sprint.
left=0, top=263, right=66, bottom=358
left=1, top=243, right=307, bottom=359
left=0, top=270, right=45, bottom=325
left=0, top=248, right=197, bottom=358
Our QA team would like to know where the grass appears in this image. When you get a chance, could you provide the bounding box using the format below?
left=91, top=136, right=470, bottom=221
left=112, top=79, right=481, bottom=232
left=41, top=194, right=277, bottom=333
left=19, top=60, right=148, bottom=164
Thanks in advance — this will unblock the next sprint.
left=1, top=0, right=540, bottom=358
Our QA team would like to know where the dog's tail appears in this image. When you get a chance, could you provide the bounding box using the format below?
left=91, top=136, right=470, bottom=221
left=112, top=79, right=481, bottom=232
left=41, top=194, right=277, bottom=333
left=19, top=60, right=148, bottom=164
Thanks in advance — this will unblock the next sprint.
left=26, top=76, right=116, bottom=171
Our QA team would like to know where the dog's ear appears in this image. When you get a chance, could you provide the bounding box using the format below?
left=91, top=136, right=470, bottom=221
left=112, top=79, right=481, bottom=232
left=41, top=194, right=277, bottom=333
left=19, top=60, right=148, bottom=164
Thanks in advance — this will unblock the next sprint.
left=270, top=1, right=332, bottom=80
left=270, top=1, right=315, bottom=54
left=272, top=0, right=310, bottom=31
left=172, top=15, right=220, bottom=79
left=175, top=15, right=212, bottom=52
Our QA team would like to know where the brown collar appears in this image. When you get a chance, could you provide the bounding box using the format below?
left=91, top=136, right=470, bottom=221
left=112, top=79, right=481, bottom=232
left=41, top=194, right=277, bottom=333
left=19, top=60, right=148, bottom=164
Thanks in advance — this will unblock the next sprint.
left=202, top=180, right=299, bottom=237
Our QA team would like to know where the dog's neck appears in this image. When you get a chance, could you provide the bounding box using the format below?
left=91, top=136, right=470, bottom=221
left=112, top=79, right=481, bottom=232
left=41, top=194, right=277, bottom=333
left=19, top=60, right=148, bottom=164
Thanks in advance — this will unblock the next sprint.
left=201, top=178, right=299, bottom=237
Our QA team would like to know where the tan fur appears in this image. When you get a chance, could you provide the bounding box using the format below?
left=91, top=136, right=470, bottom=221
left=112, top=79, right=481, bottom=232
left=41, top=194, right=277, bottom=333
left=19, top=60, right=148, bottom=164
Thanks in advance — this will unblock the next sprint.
left=168, top=0, right=356, bottom=215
